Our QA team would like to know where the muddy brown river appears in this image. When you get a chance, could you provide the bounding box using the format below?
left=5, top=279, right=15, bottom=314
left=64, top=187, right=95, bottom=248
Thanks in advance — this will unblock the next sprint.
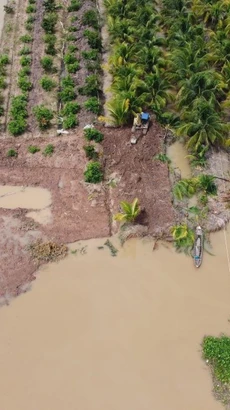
left=0, top=229, right=230, bottom=410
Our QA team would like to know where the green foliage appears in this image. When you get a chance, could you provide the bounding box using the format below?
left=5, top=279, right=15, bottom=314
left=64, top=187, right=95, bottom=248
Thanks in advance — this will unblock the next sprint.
left=0, top=54, right=10, bottom=65
left=40, top=76, right=56, bottom=91
left=19, top=66, right=31, bottom=77
left=106, top=98, right=130, bottom=126
left=42, top=12, right=58, bottom=33
left=0, top=76, right=7, bottom=89
left=45, top=43, right=56, bottom=55
left=18, top=76, right=33, bottom=91
left=84, top=162, right=103, bottom=183
left=68, top=44, right=78, bottom=53
left=64, top=53, right=77, bottom=65
left=171, top=224, right=195, bottom=253
left=82, top=10, right=98, bottom=29
left=174, top=175, right=217, bottom=200
left=43, top=144, right=54, bottom=156
left=82, top=49, right=98, bottom=60
left=43, top=33, right=56, bottom=44
left=44, top=0, right=57, bottom=12
left=4, top=5, right=14, bottom=13
left=67, top=0, right=81, bottom=12
left=154, top=153, right=171, bottom=163
left=10, top=95, right=28, bottom=118
left=20, top=34, right=33, bottom=43
left=59, top=86, right=75, bottom=102
left=114, top=198, right=141, bottom=223
left=67, top=62, right=80, bottom=73
left=63, top=114, right=78, bottom=129
left=79, top=74, right=100, bottom=96
left=8, top=118, right=27, bottom=136
left=66, top=34, right=75, bottom=42
left=203, top=335, right=230, bottom=383
left=68, top=26, right=78, bottom=32
left=83, top=145, right=98, bottom=160
left=40, top=56, right=53, bottom=72
left=61, top=101, right=80, bottom=115
left=84, top=97, right=101, bottom=114
left=19, top=46, right=31, bottom=55
left=61, top=75, right=74, bottom=88
left=28, top=145, right=40, bottom=154
left=197, top=175, right=217, bottom=195
left=7, top=149, right=17, bottom=157
left=0, top=106, right=4, bottom=116
left=25, top=22, right=34, bottom=31
left=26, top=4, right=36, bottom=13
left=84, top=127, right=104, bottom=143
left=26, top=15, right=35, bottom=23
left=20, top=56, right=31, bottom=66
left=33, top=105, right=54, bottom=129
left=83, top=29, right=101, bottom=50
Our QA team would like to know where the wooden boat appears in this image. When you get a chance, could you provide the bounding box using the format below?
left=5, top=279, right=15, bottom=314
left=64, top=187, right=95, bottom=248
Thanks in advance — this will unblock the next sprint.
left=193, top=226, right=203, bottom=268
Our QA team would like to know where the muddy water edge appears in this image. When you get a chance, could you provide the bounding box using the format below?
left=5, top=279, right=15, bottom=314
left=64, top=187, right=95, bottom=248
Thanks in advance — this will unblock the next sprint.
left=0, top=229, right=230, bottom=410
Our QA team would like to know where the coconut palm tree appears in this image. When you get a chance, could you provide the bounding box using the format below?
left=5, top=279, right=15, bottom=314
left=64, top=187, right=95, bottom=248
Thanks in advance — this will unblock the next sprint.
left=114, top=198, right=141, bottom=223
left=106, top=98, right=130, bottom=126
left=176, top=98, right=229, bottom=151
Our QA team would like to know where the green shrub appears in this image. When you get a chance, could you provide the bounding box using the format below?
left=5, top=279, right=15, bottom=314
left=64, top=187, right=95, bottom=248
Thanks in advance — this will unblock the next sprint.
left=61, top=101, right=80, bottom=115
left=40, top=56, right=53, bottom=72
left=61, top=75, right=74, bottom=88
left=67, top=62, right=80, bottom=73
left=82, top=49, right=98, bottom=60
left=68, top=44, right=78, bottom=53
left=40, top=76, right=56, bottom=91
left=8, top=118, right=27, bottom=135
left=67, top=0, right=81, bottom=12
left=59, top=86, right=75, bottom=102
left=64, top=53, right=77, bottom=65
left=26, top=4, right=36, bottom=13
left=28, top=0, right=36, bottom=3
left=26, top=15, right=35, bottom=23
left=7, top=149, right=17, bottom=157
left=84, top=127, right=103, bottom=142
left=10, top=95, right=28, bottom=118
left=83, top=29, right=101, bottom=50
left=82, top=10, right=98, bottom=29
left=42, top=12, right=58, bottom=33
left=0, top=54, right=10, bottom=65
left=63, top=114, right=78, bottom=129
left=84, top=97, right=101, bottom=114
left=4, top=5, right=14, bottom=13
left=43, top=144, right=54, bottom=156
left=203, top=335, right=230, bottom=383
left=19, top=46, right=31, bottom=55
left=45, top=43, right=56, bottom=55
left=79, top=74, right=100, bottom=96
left=20, top=56, right=32, bottom=66
left=44, top=0, right=57, bottom=12
left=68, top=26, right=78, bottom=32
left=44, top=33, right=56, bottom=44
left=33, top=105, right=54, bottom=129
left=20, top=34, right=33, bottom=43
left=25, top=22, right=34, bottom=31
left=0, top=76, right=7, bottom=89
left=18, top=76, right=33, bottom=91
left=83, top=145, right=98, bottom=160
left=70, top=16, right=78, bottom=22
left=19, top=66, right=31, bottom=77
left=0, top=106, right=4, bottom=116
left=28, top=145, right=40, bottom=154
left=84, top=162, right=103, bottom=183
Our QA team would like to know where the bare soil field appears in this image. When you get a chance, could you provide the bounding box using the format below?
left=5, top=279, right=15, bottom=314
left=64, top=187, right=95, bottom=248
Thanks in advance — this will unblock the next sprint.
left=0, top=123, right=174, bottom=298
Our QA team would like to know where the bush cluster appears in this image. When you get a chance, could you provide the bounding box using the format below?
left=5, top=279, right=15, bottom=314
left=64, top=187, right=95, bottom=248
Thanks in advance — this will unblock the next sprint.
left=203, top=335, right=230, bottom=383
left=84, top=127, right=103, bottom=143
left=82, top=10, right=98, bottom=30
left=40, top=76, right=56, bottom=91
left=43, top=144, right=54, bottom=156
left=79, top=74, right=100, bottom=96
left=83, top=145, right=98, bottom=160
left=84, top=162, right=103, bottom=183
left=28, top=145, right=40, bottom=154
left=33, top=104, right=54, bottom=129
left=67, top=0, right=81, bottom=12
left=8, top=95, right=28, bottom=135
left=84, top=97, right=101, bottom=114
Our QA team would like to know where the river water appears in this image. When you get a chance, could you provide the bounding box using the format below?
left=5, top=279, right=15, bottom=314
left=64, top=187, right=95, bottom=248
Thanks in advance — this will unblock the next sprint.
left=0, top=229, right=229, bottom=410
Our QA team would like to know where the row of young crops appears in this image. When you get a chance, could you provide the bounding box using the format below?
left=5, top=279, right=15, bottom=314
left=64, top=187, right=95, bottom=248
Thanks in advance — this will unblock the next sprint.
left=104, top=0, right=230, bottom=163
left=0, top=0, right=103, bottom=136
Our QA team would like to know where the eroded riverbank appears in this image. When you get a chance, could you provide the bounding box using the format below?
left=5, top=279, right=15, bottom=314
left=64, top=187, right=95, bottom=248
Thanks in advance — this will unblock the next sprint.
left=0, top=230, right=230, bottom=410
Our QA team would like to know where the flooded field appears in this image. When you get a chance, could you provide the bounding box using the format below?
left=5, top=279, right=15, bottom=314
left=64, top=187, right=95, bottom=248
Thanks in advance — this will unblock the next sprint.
left=0, top=185, right=51, bottom=209
left=167, top=141, right=191, bottom=178
left=0, top=228, right=230, bottom=410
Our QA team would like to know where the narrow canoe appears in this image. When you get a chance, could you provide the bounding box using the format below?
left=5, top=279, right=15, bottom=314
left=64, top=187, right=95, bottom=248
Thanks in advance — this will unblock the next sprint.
left=193, top=226, right=203, bottom=268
